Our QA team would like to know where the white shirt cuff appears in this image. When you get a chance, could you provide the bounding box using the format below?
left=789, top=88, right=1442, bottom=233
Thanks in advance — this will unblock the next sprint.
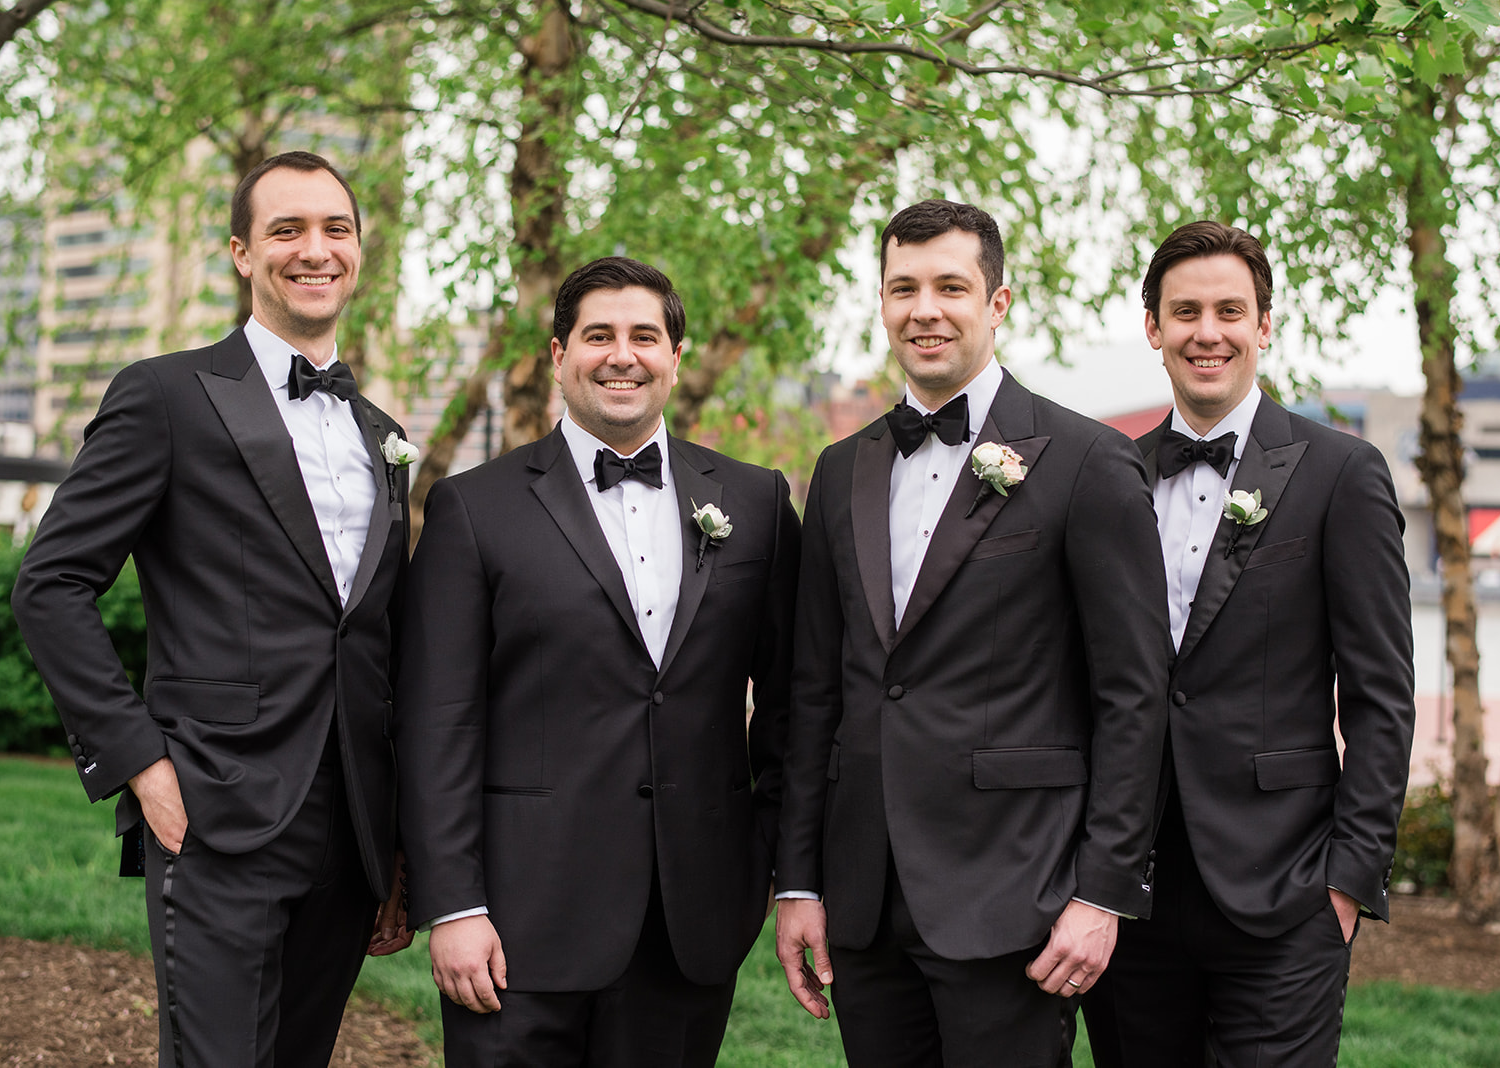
left=420, top=906, right=489, bottom=933
left=1073, top=896, right=1134, bottom=920
left=774, top=890, right=821, bottom=901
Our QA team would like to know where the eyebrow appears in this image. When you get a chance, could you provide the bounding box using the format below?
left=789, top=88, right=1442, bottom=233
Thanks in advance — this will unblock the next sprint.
left=262, top=213, right=356, bottom=230
left=885, top=271, right=976, bottom=286
left=582, top=321, right=664, bottom=334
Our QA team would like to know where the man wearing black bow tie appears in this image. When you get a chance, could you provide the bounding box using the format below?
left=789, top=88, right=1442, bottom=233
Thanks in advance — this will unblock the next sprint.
left=13, top=151, right=412, bottom=1067
left=393, top=257, right=799, bottom=1067
left=1082, top=221, right=1415, bottom=1067
left=774, top=199, right=1171, bottom=1066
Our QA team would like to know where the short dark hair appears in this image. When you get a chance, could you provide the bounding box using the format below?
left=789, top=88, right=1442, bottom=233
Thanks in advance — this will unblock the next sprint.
left=880, top=199, right=1006, bottom=298
left=553, top=257, right=686, bottom=349
left=1142, top=221, right=1273, bottom=322
left=230, top=151, right=361, bottom=244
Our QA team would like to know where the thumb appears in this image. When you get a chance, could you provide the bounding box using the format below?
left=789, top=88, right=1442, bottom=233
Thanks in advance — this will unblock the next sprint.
left=491, top=941, right=508, bottom=990
left=813, top=941, right=834, bottom=985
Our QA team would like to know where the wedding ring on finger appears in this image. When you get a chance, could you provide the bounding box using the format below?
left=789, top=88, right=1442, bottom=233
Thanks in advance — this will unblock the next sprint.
left=1066, top=978, right=1083, bottom=989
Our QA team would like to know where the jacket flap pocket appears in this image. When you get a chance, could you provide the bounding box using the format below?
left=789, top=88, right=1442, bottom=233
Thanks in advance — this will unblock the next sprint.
left=969, top=529, right=1041, bottom=561
left=1245, top=537, right=1307, bottom=570
left=1254, top=747, right=1341, bottom=790
left=147, top=678, right=260, bottom=725
left=973, top=747, right=1086, bottom=789
left=827, top=742, right=841, bottom=781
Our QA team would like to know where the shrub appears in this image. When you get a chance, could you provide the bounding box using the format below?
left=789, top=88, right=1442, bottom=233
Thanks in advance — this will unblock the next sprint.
left=0, top=538, right=148, bottom=755
left=1392, top=779, right=1453, bottom=895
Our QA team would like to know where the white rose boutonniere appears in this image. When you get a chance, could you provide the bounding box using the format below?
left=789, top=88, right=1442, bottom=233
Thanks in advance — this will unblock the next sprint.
left=690, top=498, right=732, bottom=571
left=1222, top=488, right=1268, bottom=557
left=966, top=441, right=1027, bottom=517
left=381, top=432, right=419, bottom=502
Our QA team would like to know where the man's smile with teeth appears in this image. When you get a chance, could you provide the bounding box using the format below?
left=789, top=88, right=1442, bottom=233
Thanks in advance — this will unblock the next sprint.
left=601, top=380, right=642, bottom=390
left=292, top=275, right=335, bottom=286
left=1189, top=356, right=1228, bottom=367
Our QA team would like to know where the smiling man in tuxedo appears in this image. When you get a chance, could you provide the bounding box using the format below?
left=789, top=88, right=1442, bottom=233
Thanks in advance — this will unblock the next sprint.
left=1081, top=221, right=1416, bottom=1067
left=12, top=151, right=412, bottom=1068
left=393, top=257, right=799, bottom=1067
left=773, top=199, right=1171, bottom=1067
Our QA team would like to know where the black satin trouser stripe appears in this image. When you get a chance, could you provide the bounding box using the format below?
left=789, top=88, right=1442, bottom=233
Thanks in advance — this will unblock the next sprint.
left=159, top=851, right=185, bottom=1068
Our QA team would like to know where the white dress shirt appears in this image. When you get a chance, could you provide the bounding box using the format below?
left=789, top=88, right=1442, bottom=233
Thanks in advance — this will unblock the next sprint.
left=889, top=359, right=1005, bottom=628
left=559, top=412, right=682, bottom=669
left=1153, top=388, right=1263, bottom=650
left=244, top=316, right=375, bottom=607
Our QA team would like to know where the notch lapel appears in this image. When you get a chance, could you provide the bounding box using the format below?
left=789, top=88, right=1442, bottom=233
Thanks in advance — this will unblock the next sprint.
left=1176, top=399, right=1307, bottom=662
left=852, top=426, right=898, bottom=654
left=196, top=332, right=341, bottom=607
left=658, top=438, right=718, bottom=679
left=894, top=374, right=1050, bottom=647
left=340, top=397, right=398, bottom=616
left=528, top=426, right=649, bottom=652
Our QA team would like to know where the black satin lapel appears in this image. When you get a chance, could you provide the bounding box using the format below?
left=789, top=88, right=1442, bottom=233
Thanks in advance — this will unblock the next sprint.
left=659, top=442, right=719, bottom=678
left=196, top=365, right=341, bottom=607
left=529, top=437, right=648, bottom=651
left=342, top=398, right=398, bottom=615
left=894, top=412, right=1050, bottom=646
left=852, top=431, right=898, bottom=654
left=1176, top=431, right=1307, bottom=662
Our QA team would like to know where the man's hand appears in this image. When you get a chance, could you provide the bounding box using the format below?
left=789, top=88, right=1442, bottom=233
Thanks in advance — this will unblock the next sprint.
left=1330, top=887, right=1359, bottom=944
left=1025, top=900, right=1118, bottom=997
left=129, top=757, right=187, bottom=854
left=429, top=915, right=507, bottom=1013
left=368, top=850, right=414, bottom=956
left=775, top=898, right=834, bottom=1019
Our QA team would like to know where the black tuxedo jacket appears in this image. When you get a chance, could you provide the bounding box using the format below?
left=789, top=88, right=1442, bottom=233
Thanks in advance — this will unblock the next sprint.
left=776, top=372, right=1172, bottom=961
left=393, top=426, right=799, bottom=990
left=1138, top=396, right=1415, bottom=937
left=12, top=328, right=408, bottom=897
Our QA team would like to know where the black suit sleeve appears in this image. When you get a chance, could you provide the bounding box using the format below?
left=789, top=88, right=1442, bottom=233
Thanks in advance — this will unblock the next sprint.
left=775, top=451, right=843, bottom=894
left=745, top=470, right=801, bottom=855
left=392, top=476, right=494, bottom=928
left=1321, top=443, right=1414, bottom=920
left=12, top=361, right=173, bottom=801
left=1064, top=430, right=1172, bottom=916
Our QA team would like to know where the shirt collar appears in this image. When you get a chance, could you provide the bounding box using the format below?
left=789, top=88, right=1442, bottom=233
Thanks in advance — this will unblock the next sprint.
left=244, top=316, right=341, bottom=398
left=559, top=411, right=671, bottom=489
left=903, top=358, right=1005, bottom=438
left=1169, top=387, right=1261, bottom=461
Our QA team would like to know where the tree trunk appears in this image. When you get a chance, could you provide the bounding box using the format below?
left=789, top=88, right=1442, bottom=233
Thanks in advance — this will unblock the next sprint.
left=408, top=1, right=575, bottom=542
left=1405, top=85, right=1500, bottom=923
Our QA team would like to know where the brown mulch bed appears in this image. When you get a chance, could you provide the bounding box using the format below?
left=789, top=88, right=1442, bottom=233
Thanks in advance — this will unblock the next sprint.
left=2, top=896, right=1497, bottom=1065
left=0, top=938, right=436, bottom=1067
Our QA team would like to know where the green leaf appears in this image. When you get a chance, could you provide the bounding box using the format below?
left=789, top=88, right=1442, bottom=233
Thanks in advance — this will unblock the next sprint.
left=1214, top=1, right=1260, bottom=31
left=1373, top=0, right=1422, bottom=29
left=1442, top=0, right=1500, bottom=32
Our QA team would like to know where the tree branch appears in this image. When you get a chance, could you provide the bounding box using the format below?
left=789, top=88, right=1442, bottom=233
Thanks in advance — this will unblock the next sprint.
left=0, top=0, right=61, bottom=50
left=599, top=0, right=1361, bottom=99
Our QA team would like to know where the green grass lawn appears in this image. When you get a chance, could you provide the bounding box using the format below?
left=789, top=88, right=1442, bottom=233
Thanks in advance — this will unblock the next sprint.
left=3, top=754, right=1496, bottom=1066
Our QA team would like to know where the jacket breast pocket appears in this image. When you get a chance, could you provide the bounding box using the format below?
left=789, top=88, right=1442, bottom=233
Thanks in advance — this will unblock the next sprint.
left=147, top=678, right=259, bottom=725
left=714, top=557, right=768, bottom=585
left=1244, top=537, right=1307, bottom=570
left=973, top=747, right=1086, bottom=789
left=968, top=529, right=1041, bottom=562
left=1254, top=747, right=1341, bottom=790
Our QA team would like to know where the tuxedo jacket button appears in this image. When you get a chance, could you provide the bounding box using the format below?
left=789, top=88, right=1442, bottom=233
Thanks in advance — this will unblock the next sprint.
left=887, top=685, right=904, bottom=700
left=652, top=692, right=664, bottom=705
left=637, top=784, right=654, bottom=799
left=67, top=734, right=78, bottom=746
left=75, top=755, right=88, bottom=767
left=339, top=623, right=350, bottom=638
left=1172, top=691, right=1187, bottom=706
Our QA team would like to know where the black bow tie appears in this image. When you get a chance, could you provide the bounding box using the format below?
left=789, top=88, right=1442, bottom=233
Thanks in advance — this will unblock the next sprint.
left=594, top=442, right=664, bottom=491
left=1157, top=428, right=1237, bottom=479
left=287, top=355, right=358, bottom=402
left=885, top=395, right=971, bottom=459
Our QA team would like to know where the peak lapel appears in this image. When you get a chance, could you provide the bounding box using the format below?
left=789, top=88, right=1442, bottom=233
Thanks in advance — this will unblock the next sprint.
left=894, top=375, right=1050, bottom=647
left=1137, top=414, right=1172, bottom=483
left=658, top=438, right=718, bottom=678
left=196, top=332, right=340, bottom=607
left=852, top=426, right=898, bottom=654
left=340, top=397, right=398, bottom=616
left=1176, top=399, right=1307, bottom=662
left=528, top=426, right=649, bottom=652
